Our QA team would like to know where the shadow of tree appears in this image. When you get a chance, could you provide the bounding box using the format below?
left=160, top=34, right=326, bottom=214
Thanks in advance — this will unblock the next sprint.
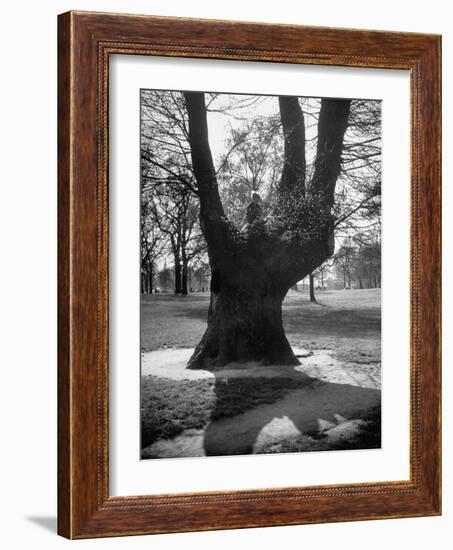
left=203, top=370, right=380, bottom=456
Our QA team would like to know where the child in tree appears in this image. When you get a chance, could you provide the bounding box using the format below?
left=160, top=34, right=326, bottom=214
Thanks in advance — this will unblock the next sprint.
left=246, top=192, right=263, bottom=224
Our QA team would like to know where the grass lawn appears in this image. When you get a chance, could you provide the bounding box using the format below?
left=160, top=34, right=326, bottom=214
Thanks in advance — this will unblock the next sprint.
left=141, top=375, right=315, bottom=448
left=141, top=288, right=381, bottom=361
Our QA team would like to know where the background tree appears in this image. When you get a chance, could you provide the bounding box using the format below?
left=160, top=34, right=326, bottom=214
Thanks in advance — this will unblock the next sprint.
left=157, top=261, right=173, bottom=292
left=352, top=230, right=381, bottom=289
left=333, top=241, right=356, bottom=289
left=191, top=259, right=211, bottom=292
left=333, top=99, right=381, bottom=236
left=309, top=273, right=316, bottom=303
left=217, top=117, right=283, bottom=226
left=141, top=90, right=207, bottom=294
left=141, top=196, right=166, bottom=294
left=147, top=182, right=205, bottom=294
left=308, top=261, right=332, bottom=302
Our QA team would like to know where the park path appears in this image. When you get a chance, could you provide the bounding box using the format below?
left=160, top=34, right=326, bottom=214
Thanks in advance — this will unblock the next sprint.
left=141, top=347, right=381, bottom=458
left=141, top=347, right=380, bottom=387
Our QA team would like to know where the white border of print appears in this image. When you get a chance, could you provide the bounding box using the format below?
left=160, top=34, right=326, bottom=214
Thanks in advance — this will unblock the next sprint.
left=109, top=54, right=410, bottom=497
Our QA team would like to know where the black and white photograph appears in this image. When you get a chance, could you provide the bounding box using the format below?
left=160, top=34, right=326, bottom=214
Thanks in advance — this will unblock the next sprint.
left=140, top=89, right=382, bottom=459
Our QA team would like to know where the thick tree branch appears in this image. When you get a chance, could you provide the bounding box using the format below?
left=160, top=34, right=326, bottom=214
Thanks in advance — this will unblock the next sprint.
left=278, top=96, right=306, bottom=198
left=310, top=98, right=351, bottom=210
left=333, top=194, right=379, bottom=228
left=184, top=92, right=237, bottom=259
left=141, top=150, right=199, bottom=195
left=184, top=92, right=226, bottom=222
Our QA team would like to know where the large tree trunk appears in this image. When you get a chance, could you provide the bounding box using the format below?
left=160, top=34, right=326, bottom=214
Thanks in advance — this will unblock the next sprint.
left=148, top=264, right=153, bottom=294
left=187, top=271, right=297, bottom=369
left=172, top=241, right=182, bottom=294
left=174, top=261, right=181, bottom=294
left=309, top=273, right=316, bottom=302
left=181, top=254, right=188, bottom=295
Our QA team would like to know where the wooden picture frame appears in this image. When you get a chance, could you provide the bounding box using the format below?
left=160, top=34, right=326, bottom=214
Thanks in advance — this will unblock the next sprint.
left=58, top=10, right=441, bottom=539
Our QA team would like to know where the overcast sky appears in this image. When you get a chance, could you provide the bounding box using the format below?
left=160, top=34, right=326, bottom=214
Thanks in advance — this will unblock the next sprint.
left=206, top=93, right=321, bottom=167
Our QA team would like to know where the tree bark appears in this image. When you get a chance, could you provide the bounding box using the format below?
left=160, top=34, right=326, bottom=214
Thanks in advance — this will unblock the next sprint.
left=148, top=264, right=153, bottom=294
left=171, top=237, right=182, bottom=294
left=309, top=273, right=316, bottom=302
left=181, top=257, right=188, bottom=295
left=278, top=96, right=306, bottom=200
left=174, top=263, right=181, bottom=294
left=188, top=268, right=298, bottom=369
left=174, top=257, right=182, bottom=294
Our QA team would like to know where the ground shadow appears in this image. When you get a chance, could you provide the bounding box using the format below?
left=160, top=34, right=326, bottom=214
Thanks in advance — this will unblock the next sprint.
left=175, top=299, right=380, bottom=340
left=203, top=369, right=380, bottom=456
left=26, top=516, right=57, bottom=534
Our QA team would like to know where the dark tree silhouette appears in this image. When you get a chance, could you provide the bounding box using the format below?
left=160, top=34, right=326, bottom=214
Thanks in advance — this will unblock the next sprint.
left=333, top=242, right=356, bottom=289
left=183, top=92, right=350, bottom=368
left=309, top=273, right=316, bottom=303
left=141, top=196, right=166, bottom=294
left=147, top=182, right=205, bottom=294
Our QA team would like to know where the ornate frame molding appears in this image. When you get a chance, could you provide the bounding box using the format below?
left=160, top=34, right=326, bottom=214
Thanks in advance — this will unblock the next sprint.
left=58, top=11, right=441, bottom=538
